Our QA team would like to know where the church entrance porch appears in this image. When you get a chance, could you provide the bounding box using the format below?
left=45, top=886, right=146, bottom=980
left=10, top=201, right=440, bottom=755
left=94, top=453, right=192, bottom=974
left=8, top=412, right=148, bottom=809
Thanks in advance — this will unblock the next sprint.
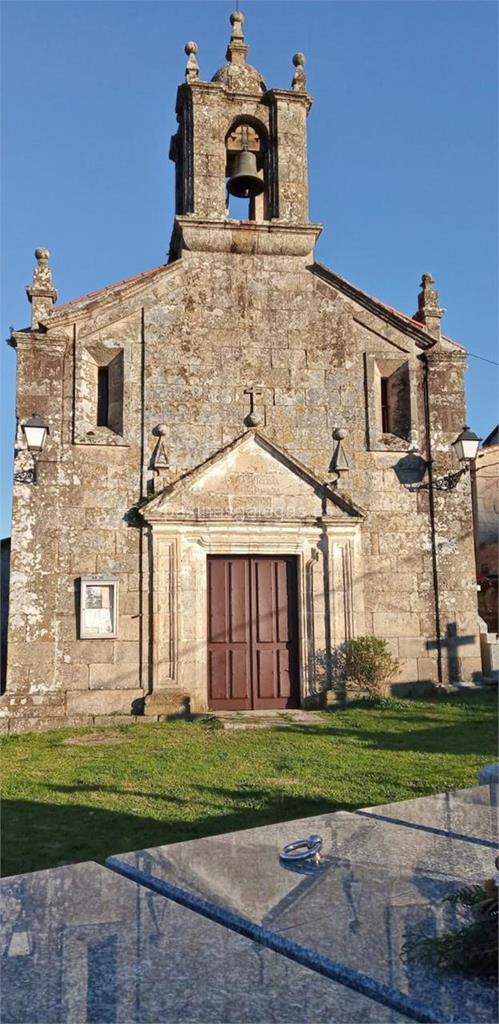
left=207, top=555, right=300, bottom=711
left=143, top=430, right=366, bottom=713
left=147, top=518, right=364, bottom=714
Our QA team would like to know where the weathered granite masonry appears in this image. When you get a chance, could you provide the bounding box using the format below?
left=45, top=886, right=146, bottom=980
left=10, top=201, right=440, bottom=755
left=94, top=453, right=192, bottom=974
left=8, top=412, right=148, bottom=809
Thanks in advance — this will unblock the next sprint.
left=2, top=10, right=482, bottom=731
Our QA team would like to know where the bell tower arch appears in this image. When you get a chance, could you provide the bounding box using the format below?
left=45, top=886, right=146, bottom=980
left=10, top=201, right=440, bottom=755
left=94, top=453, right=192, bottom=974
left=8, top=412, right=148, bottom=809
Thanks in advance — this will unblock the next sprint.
left=168, top=9, right=322, bottom=259
left=225, top=119, right=268, bottom=221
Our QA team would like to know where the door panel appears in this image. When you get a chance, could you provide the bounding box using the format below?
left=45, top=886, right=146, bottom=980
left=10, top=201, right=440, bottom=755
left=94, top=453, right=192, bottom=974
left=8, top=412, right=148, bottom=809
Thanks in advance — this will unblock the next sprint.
left=207, top=558, right=251, bottom=709
left=278, top=649, right=292, bottom=698
left=253, top=559, right=274, bottom=643
left=208, top=558, right=227, bottom=644
left=276, top=560, right=289, bottom=642
left=208, top=650, right=229, bottom=702
left=250, top=557, right=298, bottom=709
left=254, top=650, right=276, bottom=700
left=230, top=649, right=252, bottom=701
left=207, top=556, right=299, bottom=710
left=228, top=558, right=248, bottom=643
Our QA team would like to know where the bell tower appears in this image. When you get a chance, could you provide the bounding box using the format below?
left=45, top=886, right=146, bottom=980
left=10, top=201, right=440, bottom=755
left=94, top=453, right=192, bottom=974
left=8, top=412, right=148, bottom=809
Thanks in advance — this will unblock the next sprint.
left=168, top=9, right=322, bottom=259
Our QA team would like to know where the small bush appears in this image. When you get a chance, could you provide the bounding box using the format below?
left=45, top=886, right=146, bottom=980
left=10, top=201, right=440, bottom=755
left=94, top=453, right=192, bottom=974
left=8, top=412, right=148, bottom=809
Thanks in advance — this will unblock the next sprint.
left=334, top=635, right=401, bottom=697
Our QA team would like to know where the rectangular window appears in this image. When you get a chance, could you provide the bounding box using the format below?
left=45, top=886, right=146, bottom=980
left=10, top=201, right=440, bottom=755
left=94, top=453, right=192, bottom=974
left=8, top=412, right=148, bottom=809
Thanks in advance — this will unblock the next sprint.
left=75, top=343, right=127, bottom=445
left=365, top=352, right=417, bottom=452
left=97, top=366, right=109, bottom=427
left=384, top=362, right=411, bottom=439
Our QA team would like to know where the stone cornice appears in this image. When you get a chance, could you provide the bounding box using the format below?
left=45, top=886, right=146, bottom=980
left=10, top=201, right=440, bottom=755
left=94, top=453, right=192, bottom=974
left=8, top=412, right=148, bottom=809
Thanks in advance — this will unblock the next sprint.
left=266, top=87, right=313, bottom=112
left=177, top=80, right=267, bottom=104
left=423, top=341, right=467, bottom=365
left=17, top=260, right=183, bottom=330
left=173, top=217, right=322, bottom=257
left=9, top=329, right=68, bottom=350
left=146, top=514, right=358, bottom=526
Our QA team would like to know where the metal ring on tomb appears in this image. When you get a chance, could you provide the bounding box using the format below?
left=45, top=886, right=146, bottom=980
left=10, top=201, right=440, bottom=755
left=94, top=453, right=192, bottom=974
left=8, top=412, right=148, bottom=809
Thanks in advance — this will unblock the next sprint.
left=279, top=834, right=322, bottom=863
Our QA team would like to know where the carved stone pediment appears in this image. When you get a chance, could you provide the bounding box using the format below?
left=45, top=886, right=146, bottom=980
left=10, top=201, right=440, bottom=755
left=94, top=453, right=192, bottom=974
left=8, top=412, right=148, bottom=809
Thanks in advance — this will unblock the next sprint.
left=142, top=429, right=365, bottom=524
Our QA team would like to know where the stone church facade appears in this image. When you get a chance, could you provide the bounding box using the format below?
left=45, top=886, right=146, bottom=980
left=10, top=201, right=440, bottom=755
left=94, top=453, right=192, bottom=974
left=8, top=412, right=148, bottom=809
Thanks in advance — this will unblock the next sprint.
left=2, top=11, right=481, bottom=731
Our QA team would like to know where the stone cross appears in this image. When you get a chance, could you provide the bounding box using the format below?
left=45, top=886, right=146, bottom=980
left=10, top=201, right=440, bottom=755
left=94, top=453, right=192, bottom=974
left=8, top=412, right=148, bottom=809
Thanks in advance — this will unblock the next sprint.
left=413, top=272, right=446, bottom=339
left=244, top=387, right=263, bottom=427
left=427, top=622, right=475, bottom=685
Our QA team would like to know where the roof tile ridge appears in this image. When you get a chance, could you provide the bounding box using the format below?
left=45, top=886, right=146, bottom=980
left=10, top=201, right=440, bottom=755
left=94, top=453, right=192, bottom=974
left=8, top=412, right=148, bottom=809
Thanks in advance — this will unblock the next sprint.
left=52, top=261, right=175, bottom=313
left=311, top=261, right=465, bottom=350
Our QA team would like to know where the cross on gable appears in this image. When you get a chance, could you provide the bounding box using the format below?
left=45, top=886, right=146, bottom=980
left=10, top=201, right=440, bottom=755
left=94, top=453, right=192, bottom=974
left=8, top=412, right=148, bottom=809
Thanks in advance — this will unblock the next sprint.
left=244, top=387, right=263, bottom=426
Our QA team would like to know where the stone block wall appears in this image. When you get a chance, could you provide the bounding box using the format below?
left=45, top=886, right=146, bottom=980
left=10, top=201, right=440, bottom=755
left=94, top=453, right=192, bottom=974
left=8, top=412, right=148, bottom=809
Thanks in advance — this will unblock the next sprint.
left=2, top=243, right=482, bottom=724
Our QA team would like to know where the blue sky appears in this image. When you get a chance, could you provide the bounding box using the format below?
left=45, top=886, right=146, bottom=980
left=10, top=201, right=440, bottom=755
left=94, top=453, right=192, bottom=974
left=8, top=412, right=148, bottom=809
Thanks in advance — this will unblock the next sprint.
left=1, top=0, right=497, bottom=538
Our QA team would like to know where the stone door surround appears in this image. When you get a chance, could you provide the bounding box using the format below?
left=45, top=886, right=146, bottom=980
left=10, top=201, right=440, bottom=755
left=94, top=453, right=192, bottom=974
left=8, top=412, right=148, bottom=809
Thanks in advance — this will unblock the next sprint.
left=143, top=430, right=365, bottom=711
left=149, top=521, right=364, bottom=712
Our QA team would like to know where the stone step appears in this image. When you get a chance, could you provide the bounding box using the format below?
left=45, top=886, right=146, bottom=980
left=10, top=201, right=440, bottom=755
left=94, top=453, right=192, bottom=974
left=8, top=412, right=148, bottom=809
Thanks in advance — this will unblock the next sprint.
left=1, top=713, right=147, bottom=736
left=221, top=719, right=294, bottom=731
left=213, top=710, right=324, bottom=731
left=66, top=688, right=144, bottom=717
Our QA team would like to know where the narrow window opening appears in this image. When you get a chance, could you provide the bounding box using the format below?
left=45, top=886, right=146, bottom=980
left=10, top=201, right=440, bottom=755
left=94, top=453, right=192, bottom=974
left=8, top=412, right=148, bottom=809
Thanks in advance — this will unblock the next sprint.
left=376, top=361, right=411, bottom=440
left=380, top=377, right=390, bottom=433
left=97, top=366, right=109, bottom=427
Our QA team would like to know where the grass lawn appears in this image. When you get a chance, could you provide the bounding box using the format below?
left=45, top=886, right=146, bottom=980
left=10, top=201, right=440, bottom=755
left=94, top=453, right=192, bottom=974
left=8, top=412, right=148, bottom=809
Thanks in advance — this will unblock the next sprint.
left=1, top=690, right=497, bottom=877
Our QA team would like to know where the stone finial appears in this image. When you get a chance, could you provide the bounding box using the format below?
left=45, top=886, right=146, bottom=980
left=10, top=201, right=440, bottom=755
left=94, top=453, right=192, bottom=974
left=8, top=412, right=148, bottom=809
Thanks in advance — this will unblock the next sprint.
left=226, top=9, right=248, bottom=65
left=26, top=248, right=58, bottom=329
left=292, top=52, right=307, bottom=92
left=329, top=428, right=350, bottom=480
left=184, top=41, right=199, bottom=82
left=418, top=273, right=441, bottom=312
left=230, top=10, right=245, bottom=40
left=151, top=425, right=170, bottom=491
left=413, top=272, right=446, bottom=339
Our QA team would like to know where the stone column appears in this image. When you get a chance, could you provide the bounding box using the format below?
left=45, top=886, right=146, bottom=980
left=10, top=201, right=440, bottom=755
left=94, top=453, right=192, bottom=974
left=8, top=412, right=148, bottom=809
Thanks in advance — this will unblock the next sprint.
left=144, top=529, right=188, bottom=716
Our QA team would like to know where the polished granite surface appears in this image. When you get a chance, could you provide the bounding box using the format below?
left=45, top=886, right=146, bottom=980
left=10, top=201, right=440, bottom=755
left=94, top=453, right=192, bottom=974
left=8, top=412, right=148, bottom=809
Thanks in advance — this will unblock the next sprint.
left=111, top=798, right=499, bottom=1023
left=359, top=784, right=498, bottom=846
left=0, top=860, right=413, bottom=1023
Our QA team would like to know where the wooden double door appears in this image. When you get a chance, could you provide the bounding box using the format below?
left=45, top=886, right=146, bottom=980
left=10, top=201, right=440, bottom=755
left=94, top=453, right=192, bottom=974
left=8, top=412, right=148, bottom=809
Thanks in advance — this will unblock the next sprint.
left=207, top=556, right=300, bottom=710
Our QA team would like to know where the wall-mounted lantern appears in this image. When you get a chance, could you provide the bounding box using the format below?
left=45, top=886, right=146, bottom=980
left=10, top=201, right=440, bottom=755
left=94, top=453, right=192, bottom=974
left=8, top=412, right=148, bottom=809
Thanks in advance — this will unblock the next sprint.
left=21, top=414, right=49, bottom=483
left=451, top=425, right=481, bottom=464
left=429, top=424, right=482, bottom=492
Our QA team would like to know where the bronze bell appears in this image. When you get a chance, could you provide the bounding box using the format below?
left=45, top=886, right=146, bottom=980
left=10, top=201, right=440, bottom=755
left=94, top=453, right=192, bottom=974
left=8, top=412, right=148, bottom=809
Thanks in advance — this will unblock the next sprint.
left=227, top=149, right=264, bottom=199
